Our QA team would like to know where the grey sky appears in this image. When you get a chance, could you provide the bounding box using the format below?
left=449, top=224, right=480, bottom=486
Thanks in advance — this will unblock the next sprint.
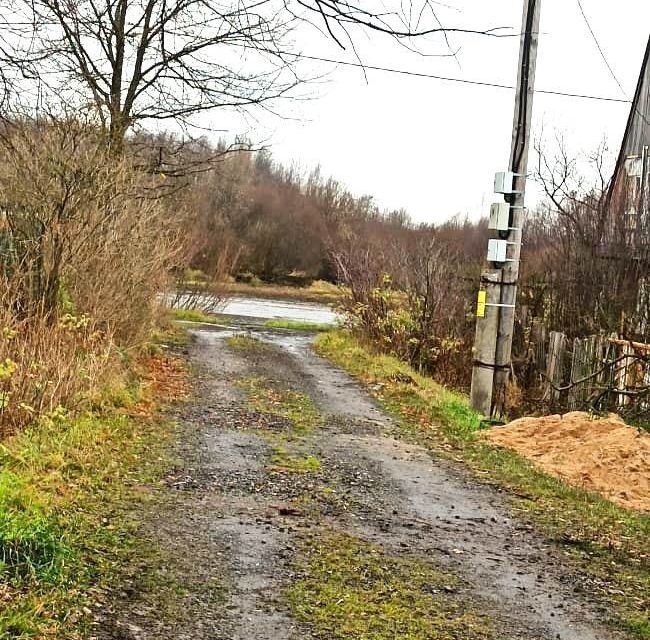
left=249, top=1, right=649, bottom=224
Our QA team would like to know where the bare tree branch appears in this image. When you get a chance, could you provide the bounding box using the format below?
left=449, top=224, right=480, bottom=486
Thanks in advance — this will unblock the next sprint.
left=0, top=0, right=509, bottom=146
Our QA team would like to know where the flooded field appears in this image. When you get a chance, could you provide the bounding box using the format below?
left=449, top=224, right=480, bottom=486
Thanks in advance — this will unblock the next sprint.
left=220, top=297, right=338, bottom=324
left=169, top=293, right=339, bottom=325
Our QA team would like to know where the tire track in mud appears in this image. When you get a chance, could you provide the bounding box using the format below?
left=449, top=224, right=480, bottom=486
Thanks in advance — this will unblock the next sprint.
left=98, top=324, right=624, bottom=640
left=258, top=329, right=623, bottom=640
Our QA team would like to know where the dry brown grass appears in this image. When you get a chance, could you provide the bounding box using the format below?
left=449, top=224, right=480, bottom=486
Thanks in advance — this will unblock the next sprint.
left=0, top=312, right=119, bottom=436
left=223, top=279, right=341, bottom=303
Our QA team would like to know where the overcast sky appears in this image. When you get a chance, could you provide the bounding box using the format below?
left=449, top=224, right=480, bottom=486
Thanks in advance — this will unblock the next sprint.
left=240, top=1, right=649, bottom=224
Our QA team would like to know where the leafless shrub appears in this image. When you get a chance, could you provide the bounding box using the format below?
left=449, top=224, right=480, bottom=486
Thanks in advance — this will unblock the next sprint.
left=0, top=119, right=182, bottom=431
left=0, top=301, right=117, bottom=435
left=171, top=240, right=241, bottom=313
left=333, top=221, right=473, bottom=388
left=528, top=137, right=649, bottom=341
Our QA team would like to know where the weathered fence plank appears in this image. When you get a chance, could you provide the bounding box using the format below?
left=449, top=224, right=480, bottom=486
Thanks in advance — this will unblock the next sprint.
left=545, top=331, right=567, bottom=404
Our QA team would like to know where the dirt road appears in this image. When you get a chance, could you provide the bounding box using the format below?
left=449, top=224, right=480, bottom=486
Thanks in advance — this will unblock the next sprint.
left=97, top=323, right=623, bottom=640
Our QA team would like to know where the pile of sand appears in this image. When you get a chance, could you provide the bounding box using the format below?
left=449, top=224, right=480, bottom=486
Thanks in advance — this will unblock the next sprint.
left=483, top=411, right=650, bottom=512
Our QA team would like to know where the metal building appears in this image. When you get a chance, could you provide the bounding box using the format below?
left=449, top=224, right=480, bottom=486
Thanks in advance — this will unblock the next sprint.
left=609, top=36, right=650, bottom=243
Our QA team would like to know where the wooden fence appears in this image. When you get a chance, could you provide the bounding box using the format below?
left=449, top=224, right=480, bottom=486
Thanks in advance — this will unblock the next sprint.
left=531, top=329, right=650, bottom=416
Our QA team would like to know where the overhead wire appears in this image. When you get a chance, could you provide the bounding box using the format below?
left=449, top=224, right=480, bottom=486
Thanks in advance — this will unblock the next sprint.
left=271, top=49, right=631, bottom=104
left=573, top=0, right=649, bottom=128
left=575, top=0, right=628, bottom=98
left=0, top=17, right=640, bottom=106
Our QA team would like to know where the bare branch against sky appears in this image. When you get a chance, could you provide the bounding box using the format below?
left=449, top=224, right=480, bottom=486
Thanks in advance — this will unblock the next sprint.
left=0, top=0, right=506, bottom=149
left=291, top=0, right=509, bottom=45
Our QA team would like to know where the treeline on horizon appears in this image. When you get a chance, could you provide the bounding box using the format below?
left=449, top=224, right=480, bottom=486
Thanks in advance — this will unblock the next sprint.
left=181, top=141, right=489, bottom=285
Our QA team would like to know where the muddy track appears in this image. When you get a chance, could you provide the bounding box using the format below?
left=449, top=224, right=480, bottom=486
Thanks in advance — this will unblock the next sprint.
left=96, top=325, right=623, bottom=640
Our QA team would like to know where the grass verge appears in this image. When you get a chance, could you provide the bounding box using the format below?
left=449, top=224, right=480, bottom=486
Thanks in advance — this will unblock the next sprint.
left=0, top=352, right=188, bottom=639
left=314, top=330, right=650, bottom=638
left=264, top=319, right=333, bottom=332
left=288, top=529, right=493, bottom=640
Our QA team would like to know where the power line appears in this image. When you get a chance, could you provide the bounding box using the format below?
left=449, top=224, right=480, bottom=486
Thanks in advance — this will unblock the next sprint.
left=281, top=50, right=630, bottom=104
left=575, top=0, right=628, bottom=98
left=0, top=19, right=635, bottom=105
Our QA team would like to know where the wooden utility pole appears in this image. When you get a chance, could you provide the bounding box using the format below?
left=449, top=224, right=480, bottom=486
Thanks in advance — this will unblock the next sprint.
left=470, top=0, right=541, bottom=417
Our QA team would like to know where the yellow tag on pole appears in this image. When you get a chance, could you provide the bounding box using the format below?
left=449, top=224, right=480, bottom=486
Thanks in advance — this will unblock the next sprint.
left=476, top=290, right=486, bottom=318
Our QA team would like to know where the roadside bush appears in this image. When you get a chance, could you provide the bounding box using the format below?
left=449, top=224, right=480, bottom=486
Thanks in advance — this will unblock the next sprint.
left=333, top=226, right=473, bottom=389
left=0, top=119, right=182, bottom=432
left=0, top=308, right=116, bottom=434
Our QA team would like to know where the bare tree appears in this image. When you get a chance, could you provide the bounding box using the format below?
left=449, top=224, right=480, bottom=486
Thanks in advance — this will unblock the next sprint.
left=2, top=0, right=305, bottom=151
left=534, top=134, right=611, bottom=244
left=0, top=19, right=16, bottom=108
left=290, top=0, right=509, bottom=47
left=0, top=1, right=508, bottom=150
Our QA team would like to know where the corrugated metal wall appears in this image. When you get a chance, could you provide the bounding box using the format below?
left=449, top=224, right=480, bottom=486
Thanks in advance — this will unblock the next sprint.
left=611, top=36, right=650, bottom=196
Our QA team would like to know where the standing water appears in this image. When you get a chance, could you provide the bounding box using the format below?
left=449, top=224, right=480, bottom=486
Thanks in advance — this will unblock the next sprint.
left=219, top=297, right=337, bottom=324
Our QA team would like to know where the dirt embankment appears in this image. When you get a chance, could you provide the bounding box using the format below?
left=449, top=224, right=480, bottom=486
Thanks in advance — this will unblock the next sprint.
left=484, top=411, right=650, bottom=511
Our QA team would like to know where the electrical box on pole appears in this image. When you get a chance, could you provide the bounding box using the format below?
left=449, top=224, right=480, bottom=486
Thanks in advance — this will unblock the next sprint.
left=470, top=0, right=541, bottom=418
left=488, top=203, right=511, bottom=231
left=494, top=171, right=516, bottom=194
left=487, top=239, right=508, bottom=263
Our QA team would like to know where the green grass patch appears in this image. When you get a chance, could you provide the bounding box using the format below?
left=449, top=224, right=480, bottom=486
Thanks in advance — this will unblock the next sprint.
left=236, top=375, right=321, bottom=435
left=0, top=472, right=70, bottom=585
left=271, top=449, right=321, bottom=473
left=263, top=319, right=333, bottom=332
left=0, top=379, right=176, bottom=638
left=264, top=318, right=333, bottom=332
left=149, top=325, right=192, bottom=349
left=226, top=334, right=271, bottom=352
left=314, top=331, right=482, bottom=441
left=288, top=530, right=493, bottom=640
left=171, top=308, right=228, bottom=325
left=120, top=549, right=226, bottom=626
left=626, top=615, right=650, bottom=637
left=237, top=375, right=323, bottom=478
left=314, top=330, right=650, bottom=638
